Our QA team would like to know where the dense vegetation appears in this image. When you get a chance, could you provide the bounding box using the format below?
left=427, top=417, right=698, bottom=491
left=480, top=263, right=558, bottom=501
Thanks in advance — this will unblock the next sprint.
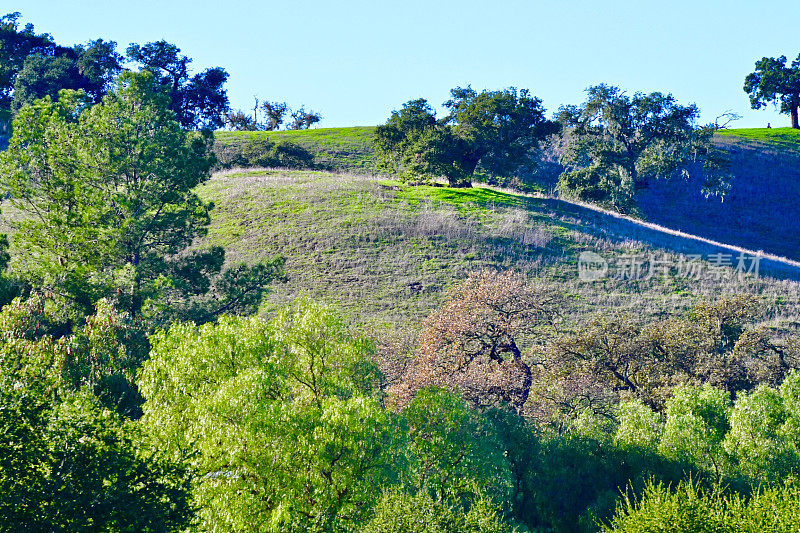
left=3, top=10, right=800, bottom=532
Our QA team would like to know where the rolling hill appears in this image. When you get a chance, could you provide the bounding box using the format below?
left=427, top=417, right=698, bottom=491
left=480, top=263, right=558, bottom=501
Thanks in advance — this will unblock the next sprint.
left=195, top=168, right=800, bottom=337
left=214, top=126, right=800, bottom=264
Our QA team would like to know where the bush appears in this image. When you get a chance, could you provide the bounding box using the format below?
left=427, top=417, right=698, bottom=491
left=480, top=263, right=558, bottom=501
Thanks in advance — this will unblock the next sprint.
left=363, top=488, right=517, bottom=533
left=213, top=136, right=315, bottom=170
left=603, top=477, right=800, bottom=532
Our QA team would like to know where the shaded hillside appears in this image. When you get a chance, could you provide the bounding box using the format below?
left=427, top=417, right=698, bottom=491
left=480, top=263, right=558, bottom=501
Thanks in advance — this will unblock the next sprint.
left=195, top=169, right=800, bottom=332
left=637, top=129, right=800, bottom=262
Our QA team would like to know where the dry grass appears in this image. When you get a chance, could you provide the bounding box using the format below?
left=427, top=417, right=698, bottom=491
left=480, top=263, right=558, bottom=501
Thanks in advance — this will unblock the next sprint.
left=194, top=169, right=800, bottom=337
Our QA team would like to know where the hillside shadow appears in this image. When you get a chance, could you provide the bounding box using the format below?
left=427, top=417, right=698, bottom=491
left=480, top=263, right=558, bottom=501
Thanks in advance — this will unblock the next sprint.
left=533, top=196, right=800, bottom=282
left=636, top=139, right=800, bottom=264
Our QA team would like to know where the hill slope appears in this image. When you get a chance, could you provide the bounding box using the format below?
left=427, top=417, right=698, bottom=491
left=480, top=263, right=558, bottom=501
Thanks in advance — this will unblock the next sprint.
left=215, top=126, right=377, bottom=172
left=215, top=127, right=800, bottom=263
left=196, top=169, right=800, bottom=333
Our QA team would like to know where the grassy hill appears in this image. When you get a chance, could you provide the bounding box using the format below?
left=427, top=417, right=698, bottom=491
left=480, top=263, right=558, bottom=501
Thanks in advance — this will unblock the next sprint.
left=716, top=127, right=800, bottom=152
left=195, top=169, right=800, bottom=336
left=215, top=126, right=377, bottom=172
left=215, top=126, right=800, bottom=263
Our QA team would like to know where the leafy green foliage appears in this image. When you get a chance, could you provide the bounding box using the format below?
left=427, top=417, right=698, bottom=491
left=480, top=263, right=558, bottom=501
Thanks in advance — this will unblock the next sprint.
left=139, top=300, right=396, bottom=532
left=12, top=39, right=121, bottom=112
left=401, top=388, right=514, bottom=503
left=214, top=135, right=315, bottom=169
left=363, top=487, right=517, bottom=533
left=744, top=54, right=800, bottom=128
left=0, top=294, right=192, bottom=531
left=0, top=12, right=56, bottom=114
left=126, top=40, right=229, bottom=130
left=0, top=72, right=282, bottom=324
left=658, top=385, right=731, bottom=481
left=604, top=478, right=800, bottom=532
left=557, top=84, right=730, bottom=211
left=376, top=87, right=558, bottom=187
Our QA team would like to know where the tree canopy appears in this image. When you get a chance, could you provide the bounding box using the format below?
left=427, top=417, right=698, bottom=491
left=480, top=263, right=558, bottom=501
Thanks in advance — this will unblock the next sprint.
left=557, top=84, right=730, bottom=211
left=744, top=54, right=800, bottom=129
left=0, top=72, right=282, bottom=323
left=375, top=87, right=559, bottom=187
left=126, top=40, right=230, bottom=130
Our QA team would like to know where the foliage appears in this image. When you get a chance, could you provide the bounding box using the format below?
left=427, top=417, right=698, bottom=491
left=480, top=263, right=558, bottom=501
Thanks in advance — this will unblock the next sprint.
left=744, top=54, right=800, bottom=128
left=0, top=12, right=55, bottom=114
left=444, top=86, right=560, bottom=181
left=376, top=87, right=559, bottom=187
left=214, top=135, right=315, bottom=169
left=395, top=270, right=561, bottom=412
left=531, top=295, right=794, bottom=422
left=557, top=84, right=730, bottom=211
left=12, top=39, right=121, bottom=112
left=375, top=98, right=471, bottom=186
left=0, top=294, right=192, bottom=531
left=603, top=477, right=800, bottom=532
left=126, top=40, right=229, bottom=130
left=288, top=105, right=322, bottom=130
left=363, top=487, right=518, bottom=533
left=139, top=300, right=396, bottom=532
left=658, top=385, right=731, bottom=481
left=400, top=388, right=514, bottom=503
left=0, top=12, right=122, bottom=121
left=262, top=100, right=289, bottom=130
left=0, top=72, right=281, bottom=323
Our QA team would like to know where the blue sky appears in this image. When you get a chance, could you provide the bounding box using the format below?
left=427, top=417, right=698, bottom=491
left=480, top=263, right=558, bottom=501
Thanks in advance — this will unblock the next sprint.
left=11, top=0, right=800, bottom=128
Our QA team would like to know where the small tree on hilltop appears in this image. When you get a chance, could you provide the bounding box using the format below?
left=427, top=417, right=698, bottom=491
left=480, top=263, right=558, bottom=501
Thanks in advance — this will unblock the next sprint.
left=287, top=106, right=322, bottom=130
left=262, top=100, right=288, bottom=130
left=744, top=54, right=800, bottom=129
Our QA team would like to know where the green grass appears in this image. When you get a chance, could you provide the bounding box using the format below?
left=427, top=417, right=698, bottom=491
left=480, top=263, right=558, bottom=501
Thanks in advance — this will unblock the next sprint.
left=215, top=126, right=378, bottom=172
left=196, top=169, right=800, bottom=335
left=715, top=127, right=800, bottom=152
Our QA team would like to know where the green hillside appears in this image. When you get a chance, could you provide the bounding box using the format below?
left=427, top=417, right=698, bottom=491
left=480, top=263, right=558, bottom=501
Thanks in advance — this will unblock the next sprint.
left=196, top=168, right=800, bottom=333
left=215, top=126, right=377, bottom=172
left=716, top=127, right=800, bottom=152
left=214, top=127, right=800, bottom=263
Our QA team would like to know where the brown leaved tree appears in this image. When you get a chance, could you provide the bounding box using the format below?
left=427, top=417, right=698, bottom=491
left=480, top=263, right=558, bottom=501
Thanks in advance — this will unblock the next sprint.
left=393, top=270, right=561, bottom=413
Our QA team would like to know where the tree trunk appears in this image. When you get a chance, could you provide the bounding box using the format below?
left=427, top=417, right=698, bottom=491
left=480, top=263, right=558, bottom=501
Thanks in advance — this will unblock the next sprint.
left=792, top=106, right=799, bottom=129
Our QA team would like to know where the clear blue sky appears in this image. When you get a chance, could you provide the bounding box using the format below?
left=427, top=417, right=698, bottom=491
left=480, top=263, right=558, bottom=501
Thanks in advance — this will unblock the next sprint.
left=11, top=0, right=800, bottom=128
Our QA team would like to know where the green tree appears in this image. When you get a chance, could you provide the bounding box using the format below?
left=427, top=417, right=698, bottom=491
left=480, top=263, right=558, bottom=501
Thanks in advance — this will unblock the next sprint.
left=287, top=105, right=322, bottom=130
left=557, top=84, right=729, bottom=211
left=375, top=98, right=472, bottom=186
left=364, top=487, right=517, bottom=533
left=376, top=87, right=558, bottom=188
left=400, top=388, right=514, bottom=504
left=11, top=39, right=122, bottom=112
left=0, top=295, right=192, bottom=531
left=0, top=12, right=54, bottom=119
left=139, top=300, right=396, bottom=532
left=744, top=54, right=800, bottom=128
left=126, top=40, right=230, bottom=130
left=444, top=86, right=560, bottom=181
left=0, top=72, right=281, bottom=323
left=658, top=385, right=731, bottom=482
left=262, top=100, right=289, bottom=130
